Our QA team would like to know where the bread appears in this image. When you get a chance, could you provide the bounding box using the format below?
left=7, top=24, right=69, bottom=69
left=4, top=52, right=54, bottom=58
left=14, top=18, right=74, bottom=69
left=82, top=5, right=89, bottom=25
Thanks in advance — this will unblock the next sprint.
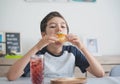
left=51, top=77, right=87, bottom=84
left=56, top=32, right=67, bottom=43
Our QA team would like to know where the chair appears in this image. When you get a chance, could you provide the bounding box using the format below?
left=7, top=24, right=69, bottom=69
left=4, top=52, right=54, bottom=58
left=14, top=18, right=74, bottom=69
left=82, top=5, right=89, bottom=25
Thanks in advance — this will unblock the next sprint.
left=109, top=65, right=120, bottom=77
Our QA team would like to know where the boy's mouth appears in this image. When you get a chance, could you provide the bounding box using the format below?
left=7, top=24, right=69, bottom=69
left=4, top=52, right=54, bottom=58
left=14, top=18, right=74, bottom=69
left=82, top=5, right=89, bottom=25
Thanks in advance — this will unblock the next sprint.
left=55, top=41, right=62, bottom=45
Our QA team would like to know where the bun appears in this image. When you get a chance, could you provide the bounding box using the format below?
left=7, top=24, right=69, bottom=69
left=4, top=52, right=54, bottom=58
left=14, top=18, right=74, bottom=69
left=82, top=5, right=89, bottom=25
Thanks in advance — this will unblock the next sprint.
left=56, top=32, right=67, bottom=43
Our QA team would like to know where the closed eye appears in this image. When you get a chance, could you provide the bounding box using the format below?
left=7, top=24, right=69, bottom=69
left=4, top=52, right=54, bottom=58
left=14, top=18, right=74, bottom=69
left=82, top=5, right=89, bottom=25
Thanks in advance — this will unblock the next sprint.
left=49, top=25, right=56, bottom=28
left=61, top=25, right=67, bottom=28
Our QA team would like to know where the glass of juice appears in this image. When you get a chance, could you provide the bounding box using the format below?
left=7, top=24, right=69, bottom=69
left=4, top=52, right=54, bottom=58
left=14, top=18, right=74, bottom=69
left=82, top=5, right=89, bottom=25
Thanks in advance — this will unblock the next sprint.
left=30, top=54, right=44, bottom=84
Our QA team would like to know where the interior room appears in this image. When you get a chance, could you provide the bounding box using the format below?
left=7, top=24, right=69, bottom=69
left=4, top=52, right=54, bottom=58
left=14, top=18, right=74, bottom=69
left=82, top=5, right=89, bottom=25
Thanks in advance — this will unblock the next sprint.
left=0, top=0, right=120, bottom=84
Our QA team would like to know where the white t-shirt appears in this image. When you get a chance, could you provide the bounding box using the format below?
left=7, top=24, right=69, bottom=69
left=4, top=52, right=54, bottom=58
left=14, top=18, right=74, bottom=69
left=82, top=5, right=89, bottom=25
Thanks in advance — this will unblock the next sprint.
left=23, top=45, right=89, bottom=81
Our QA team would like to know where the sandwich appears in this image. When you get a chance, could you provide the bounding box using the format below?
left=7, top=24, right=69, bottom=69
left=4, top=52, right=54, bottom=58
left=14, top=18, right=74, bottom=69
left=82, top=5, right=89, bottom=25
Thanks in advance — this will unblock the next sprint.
left=56, top=32, right=67, bottom=43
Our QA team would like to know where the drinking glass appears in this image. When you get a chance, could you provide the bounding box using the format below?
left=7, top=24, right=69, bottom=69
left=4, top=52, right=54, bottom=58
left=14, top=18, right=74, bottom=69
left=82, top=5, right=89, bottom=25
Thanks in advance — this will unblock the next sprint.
left=30, top=54, right=44, bottom=84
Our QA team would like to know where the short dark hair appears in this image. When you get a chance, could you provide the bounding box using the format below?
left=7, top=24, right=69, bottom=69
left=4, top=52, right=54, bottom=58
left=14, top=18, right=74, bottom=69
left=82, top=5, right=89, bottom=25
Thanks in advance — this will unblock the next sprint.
left=40, top=11, right=69, bottom=33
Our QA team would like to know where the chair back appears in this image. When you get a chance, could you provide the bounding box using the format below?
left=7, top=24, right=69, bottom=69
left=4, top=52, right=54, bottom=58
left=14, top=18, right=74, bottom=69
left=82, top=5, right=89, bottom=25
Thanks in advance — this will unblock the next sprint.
left=109, top=65, right=120, bottom=76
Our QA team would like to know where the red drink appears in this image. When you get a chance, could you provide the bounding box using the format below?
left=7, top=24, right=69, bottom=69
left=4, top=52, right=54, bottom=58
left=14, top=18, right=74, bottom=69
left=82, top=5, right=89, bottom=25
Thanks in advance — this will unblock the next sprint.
left=30, top=55, right=44, bottom=84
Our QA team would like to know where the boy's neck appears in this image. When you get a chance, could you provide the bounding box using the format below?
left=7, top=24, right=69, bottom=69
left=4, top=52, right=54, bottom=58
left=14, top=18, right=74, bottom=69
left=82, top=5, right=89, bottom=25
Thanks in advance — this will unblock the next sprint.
left=47, top=45, right=63, bottom=56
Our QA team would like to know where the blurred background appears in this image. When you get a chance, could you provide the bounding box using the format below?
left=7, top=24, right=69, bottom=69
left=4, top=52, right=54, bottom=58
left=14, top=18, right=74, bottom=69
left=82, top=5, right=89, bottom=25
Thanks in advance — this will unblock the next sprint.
left=0, top=0, right=120, bottom=56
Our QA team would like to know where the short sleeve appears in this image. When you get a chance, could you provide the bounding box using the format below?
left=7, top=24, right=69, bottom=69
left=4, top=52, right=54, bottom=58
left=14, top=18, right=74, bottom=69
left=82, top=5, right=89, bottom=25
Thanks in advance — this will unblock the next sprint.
left=69, top=47, right=89, bottom=73
left=22, top=63, right=30, bottom=77
left=63, top=45, right=90, bottom=73
left=74, top=48, right=90, bottom=73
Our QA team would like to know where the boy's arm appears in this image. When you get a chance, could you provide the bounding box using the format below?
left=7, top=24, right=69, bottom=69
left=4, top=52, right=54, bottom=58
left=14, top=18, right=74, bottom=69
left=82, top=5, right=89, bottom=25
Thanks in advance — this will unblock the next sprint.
left=6, top=43, right=41, bottom=81
left=66, top=34, right=105, bottom=77
left=6, top=35, right=58, bottom=81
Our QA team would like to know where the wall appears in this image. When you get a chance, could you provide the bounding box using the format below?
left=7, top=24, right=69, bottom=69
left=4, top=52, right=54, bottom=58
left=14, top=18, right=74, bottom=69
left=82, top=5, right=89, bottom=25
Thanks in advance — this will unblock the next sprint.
left=0, top=0, right=120, bottom=55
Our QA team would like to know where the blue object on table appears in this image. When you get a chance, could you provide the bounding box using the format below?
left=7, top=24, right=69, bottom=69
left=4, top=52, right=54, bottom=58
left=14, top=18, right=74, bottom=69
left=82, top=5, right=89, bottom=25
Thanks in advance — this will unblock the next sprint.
left=109, top=65, right=120, bottom=77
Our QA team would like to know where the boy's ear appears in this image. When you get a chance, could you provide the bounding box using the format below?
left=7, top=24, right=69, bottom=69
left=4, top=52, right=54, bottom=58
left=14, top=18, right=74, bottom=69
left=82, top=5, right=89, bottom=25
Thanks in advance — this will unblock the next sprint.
left=41, top=32, right=46, bottom=37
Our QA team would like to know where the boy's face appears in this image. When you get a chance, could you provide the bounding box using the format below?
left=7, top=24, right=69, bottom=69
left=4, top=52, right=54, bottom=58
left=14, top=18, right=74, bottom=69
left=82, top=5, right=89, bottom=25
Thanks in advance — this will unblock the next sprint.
left=45, top=17, right=68, bottom=36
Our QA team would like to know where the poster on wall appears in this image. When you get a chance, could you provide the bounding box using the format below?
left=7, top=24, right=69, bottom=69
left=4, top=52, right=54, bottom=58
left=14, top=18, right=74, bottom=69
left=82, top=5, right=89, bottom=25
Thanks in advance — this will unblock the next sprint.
left=84, top=37, right=101, bottom=56
left=5, top=32, right=21, bottom=54
left=71, top=0, right=96, bottom=2
left=0, top=43, right=6, bottom=57
left=0, top=32, right=6, bottom=57
left=24, top=0, right=96, bottom=2
left=0, top=32, right=5, bottom=43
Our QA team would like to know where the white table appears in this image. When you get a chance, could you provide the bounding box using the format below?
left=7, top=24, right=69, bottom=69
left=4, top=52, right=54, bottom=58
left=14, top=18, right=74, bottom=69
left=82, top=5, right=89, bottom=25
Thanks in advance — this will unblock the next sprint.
left=0, top=77, right=120, bottom=84
left=87, top=77, right=120, bottom=84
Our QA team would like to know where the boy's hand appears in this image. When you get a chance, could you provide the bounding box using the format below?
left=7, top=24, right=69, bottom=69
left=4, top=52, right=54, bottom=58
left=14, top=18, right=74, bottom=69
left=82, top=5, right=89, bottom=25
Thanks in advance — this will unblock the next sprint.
left=36, top=35, right=58, bottom=50
left=66, top=34, right=84, bottom=50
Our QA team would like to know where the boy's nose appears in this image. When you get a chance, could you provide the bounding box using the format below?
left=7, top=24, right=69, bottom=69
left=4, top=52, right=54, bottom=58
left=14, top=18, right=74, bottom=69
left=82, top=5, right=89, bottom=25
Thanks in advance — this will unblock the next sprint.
left=57, top=26, right=62, bottom=32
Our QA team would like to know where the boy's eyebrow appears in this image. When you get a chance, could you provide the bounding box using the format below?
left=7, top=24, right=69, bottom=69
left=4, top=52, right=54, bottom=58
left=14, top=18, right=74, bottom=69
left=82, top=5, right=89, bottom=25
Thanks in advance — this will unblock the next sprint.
left=48, top=22, right=66, bottom=25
